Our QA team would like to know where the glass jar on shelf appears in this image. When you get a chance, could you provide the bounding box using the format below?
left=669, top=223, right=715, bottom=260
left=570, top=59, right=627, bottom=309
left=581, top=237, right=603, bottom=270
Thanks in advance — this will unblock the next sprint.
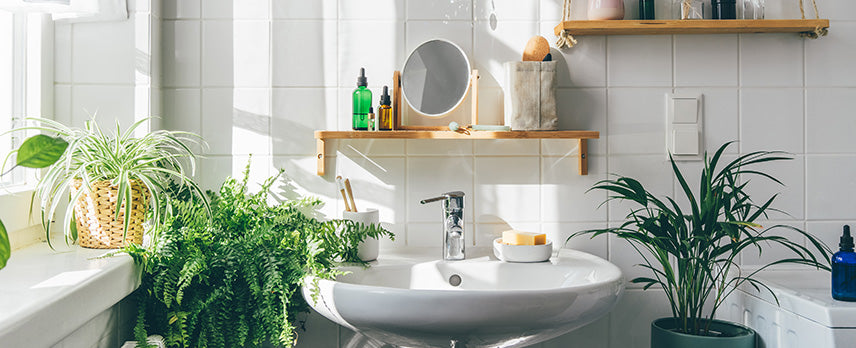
left=673, top=0, right=704, bottom=20
left=741, top=0, right=765, bottom=19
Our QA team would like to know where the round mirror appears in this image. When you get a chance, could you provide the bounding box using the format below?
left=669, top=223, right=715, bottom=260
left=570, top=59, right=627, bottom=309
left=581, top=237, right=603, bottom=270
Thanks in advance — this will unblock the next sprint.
left=401, top=39, right=471, bottom=118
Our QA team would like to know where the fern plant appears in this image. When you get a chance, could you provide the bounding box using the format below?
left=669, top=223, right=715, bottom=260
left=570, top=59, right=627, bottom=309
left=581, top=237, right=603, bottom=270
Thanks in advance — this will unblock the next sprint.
left=126, top=162, right=392, bottom=347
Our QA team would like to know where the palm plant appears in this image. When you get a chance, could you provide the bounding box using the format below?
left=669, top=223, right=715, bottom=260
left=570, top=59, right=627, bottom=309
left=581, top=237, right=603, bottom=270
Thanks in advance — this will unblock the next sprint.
left=570, top=142, right=830, bottom=336
left=16, top=117, right=208, bottom=248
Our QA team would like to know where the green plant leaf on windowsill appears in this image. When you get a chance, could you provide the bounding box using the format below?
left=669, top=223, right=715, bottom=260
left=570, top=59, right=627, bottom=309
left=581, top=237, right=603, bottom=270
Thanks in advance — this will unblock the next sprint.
left=0, top=219, right=9, bottom=269
left=15, top=134, right=68, bottom=169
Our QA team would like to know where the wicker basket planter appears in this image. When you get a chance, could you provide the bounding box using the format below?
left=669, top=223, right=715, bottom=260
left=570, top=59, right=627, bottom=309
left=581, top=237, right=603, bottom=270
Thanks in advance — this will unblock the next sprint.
left=71, top=179, right=150, bottom=249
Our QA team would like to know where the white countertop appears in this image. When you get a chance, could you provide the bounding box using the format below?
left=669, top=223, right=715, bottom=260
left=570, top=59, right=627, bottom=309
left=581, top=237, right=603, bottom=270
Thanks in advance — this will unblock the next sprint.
left=742, top=269, right=856, bottom=328
left=0, top=242, right=140, bottom=347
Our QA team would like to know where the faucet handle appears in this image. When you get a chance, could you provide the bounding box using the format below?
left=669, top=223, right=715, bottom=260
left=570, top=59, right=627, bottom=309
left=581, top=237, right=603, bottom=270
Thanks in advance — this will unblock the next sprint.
left=420, top=191, right=465, bottom=204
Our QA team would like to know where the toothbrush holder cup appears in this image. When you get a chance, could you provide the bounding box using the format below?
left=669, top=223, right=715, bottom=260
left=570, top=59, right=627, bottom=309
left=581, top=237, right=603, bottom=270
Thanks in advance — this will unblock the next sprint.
left=343, top=208, right=380, bottom=261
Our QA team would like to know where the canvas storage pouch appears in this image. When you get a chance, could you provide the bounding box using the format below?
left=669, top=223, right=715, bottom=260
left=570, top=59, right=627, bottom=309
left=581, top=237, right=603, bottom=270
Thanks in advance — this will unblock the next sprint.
left=503, top=61, right=558, bottom=131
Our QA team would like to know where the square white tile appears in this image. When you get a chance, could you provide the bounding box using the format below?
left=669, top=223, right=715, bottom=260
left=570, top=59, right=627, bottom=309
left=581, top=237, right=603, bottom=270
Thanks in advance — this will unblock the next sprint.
left=71, top=85, right=135, bottom=129
left=542, top=222, right=609, bottom=259
left=541, top=154, right=607, bottom=222
left=54, top=85, right=72, bottom=126
left=806, top=88, right=856, bottom=154
left=407, top=222, right=475, bottom=248
left=474, top=156, right=541, bottom=223
left=162, top=0, right=200, bottom=19
left=201, top=88, right=271, bottom=156
left=407, top=157, right=474, bottom=222
left=740, top=221, right=807, bottom=267
left=607, top=88, right=671, bottom=155
left=540, top=0, right=587, bottom=21
left=744, top=155, right=805, bottom=220
left=162, top=20, right=201, bottom=87
left=473, top=20, right=539, bottom=88
left=674, top=34, right=737, bottom=87
left=198, top=155, right=271, bottom=192
left=202, top=21, right=269, bottom=87
left=200, top=21, right=232, bottom=87
left=674, top=87, right=738, bottom=153
left=407, top=0, right=472, bottom=20
left=273, top=21, right=337, bottom=87
left=406, top=21, right=473, bottom=56
left=739, top=88, right=803, bottom=154
left=739, top=34, right=804, bottom=87
left=806, top=155, right=856, bottom=220
left=338, top=0, right=404, bottom=20
left=553, top=88, right=607, bottom=155
left=539, top=23, right=607, bottom=88
left=607, top=155, right=674, bottom=221
left=162, top=88, right=201, bottom=134
left=474, top=139, right=539, bottom=156
left=335, top=155, right=406, bottom=225
left=806, top=22, right=856, bottom=87
left=72, top=20, right=135, bottom=84
left=54, top=23, right=71, bottom=84
left=474, top=0, right=539, bottom=21
left=273, top=0, right=337, bottom=19
left=338, top=139, right=405, bottom=156
left=407, top=139, right=473, bottom=156
left=272, top=88, right=338, bottom=156
left=607, top=35, right=672, bottom=87
left=475, top=222, right=541, bottom=247
left=337, top=20, right=405, bottom=88
left=201, top=0, right=269, bottom=19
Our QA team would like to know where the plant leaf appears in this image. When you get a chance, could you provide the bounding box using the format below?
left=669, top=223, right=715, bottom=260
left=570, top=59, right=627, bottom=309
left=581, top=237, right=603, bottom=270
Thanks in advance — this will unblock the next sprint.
left=16, top=134, right=68, bottom=169
left=0, top=219, right=9, bottom=269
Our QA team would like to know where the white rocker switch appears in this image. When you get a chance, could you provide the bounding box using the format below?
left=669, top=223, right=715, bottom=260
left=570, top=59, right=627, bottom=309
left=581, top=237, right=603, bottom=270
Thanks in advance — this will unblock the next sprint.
left=672, top=98, right=698, bottom=124
left=672, top=128, right=699, bottom=155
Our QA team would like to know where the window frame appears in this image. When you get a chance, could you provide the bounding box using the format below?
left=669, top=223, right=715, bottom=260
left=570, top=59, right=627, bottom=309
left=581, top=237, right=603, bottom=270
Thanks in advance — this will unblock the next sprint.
left=0, top=11, right=54, bottom=247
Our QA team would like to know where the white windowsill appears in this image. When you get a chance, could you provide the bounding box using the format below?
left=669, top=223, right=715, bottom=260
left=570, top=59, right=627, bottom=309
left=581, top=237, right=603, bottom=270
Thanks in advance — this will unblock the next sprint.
left=0, top=242, right=141, bottom=347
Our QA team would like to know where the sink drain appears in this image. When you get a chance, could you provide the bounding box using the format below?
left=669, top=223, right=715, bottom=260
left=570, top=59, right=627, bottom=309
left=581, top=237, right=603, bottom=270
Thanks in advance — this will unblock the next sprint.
left=449, top=274, right=462, bottom=287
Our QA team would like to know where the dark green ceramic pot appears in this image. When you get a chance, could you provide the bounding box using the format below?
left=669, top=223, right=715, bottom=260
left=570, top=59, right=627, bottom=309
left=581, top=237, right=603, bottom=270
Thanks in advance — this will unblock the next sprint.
left=651, top=318, right=756, bottom=348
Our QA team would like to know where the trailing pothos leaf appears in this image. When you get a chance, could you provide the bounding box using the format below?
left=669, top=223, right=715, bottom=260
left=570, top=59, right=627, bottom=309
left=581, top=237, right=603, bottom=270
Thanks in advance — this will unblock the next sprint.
left=124, top=162, right=392, bottom=348
left=569, top=141, right=831, bottom=336
left=0, top=134, right=69, bottom=269
left=0, top=220, right=9, bottom=269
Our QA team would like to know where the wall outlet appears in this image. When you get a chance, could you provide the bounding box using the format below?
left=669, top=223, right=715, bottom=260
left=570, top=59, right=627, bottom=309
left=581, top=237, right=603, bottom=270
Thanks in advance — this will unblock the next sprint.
left=666, top=93, right=703, bottom=161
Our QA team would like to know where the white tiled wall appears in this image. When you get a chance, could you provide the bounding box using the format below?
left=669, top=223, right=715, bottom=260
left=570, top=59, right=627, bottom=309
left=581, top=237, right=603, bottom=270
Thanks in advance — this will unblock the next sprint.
left=55, top=0, right=856, bottom=347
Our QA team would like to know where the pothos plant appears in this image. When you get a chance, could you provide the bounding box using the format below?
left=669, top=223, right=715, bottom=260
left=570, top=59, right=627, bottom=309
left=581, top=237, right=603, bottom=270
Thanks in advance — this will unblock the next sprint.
left=0, top=133, right=69, bottom=269
left=124, top=162, right=393, bottom=348
left=570, top=142, right=831, bottom=336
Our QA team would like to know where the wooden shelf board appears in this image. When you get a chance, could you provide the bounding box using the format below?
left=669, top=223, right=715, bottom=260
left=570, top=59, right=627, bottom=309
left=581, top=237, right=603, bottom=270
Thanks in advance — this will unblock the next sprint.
left=315, top=130, right=600, bottom=140
left=314, top=130, right=600, bottom=176
left=553, top=19, right=830, bottom=36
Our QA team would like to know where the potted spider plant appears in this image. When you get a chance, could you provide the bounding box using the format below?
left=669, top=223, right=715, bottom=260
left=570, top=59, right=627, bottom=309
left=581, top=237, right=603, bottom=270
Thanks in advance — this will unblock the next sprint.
left=569, top=142, right=831, bottom=348
left=17, top=117, right=207, bottom=249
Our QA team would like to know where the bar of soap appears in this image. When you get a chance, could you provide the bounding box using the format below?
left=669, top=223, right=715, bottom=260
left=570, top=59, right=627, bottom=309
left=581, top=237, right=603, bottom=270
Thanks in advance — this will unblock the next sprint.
left=502, top=230, right=546, bottom=245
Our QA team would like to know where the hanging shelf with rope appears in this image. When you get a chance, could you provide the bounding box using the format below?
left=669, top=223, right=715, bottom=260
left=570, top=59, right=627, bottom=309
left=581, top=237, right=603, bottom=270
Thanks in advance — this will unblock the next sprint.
left=554, top=0, right=829, bottom=49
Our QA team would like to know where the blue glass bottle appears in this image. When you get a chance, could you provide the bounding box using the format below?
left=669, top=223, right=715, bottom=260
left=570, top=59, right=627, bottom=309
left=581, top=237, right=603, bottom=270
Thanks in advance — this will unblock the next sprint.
left=832, top=225, right=856, bottom=301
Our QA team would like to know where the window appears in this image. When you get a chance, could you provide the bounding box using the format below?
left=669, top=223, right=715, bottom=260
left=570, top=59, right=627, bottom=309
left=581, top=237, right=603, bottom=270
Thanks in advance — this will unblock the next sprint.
left=0, top=11, right=49, bottom=187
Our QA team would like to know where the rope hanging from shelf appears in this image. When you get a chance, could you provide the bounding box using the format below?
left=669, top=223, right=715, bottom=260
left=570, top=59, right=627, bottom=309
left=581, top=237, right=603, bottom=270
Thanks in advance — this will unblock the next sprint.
left=799, top=0, right=827, bottom=38
left=556, top=0, right=578, bottom=48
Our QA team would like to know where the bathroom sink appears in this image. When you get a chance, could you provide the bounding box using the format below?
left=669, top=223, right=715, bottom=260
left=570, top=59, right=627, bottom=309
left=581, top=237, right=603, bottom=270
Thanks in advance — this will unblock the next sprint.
left=301, top=247, right=624, bottom=348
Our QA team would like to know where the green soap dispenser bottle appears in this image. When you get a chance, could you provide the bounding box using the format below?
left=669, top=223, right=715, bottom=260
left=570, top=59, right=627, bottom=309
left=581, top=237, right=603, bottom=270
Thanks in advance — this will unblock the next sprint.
left=352, top=68, right=372, bottom=130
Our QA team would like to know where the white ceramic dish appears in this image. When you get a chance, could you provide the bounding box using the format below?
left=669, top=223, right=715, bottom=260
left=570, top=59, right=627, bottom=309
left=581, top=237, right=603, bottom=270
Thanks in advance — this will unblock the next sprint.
left=493, top=237, right=553, bottom=263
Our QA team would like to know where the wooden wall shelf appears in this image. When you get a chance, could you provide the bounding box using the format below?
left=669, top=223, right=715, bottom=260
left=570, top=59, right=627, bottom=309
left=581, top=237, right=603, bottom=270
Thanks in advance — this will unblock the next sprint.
left=553, top=19, right=830, bottom=36
left=314, top=130, right=600, bottom=176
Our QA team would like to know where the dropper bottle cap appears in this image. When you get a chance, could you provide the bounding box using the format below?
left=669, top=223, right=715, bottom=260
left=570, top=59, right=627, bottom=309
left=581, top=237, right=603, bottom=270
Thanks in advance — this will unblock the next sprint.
left=380, top=86, right=391, bottom=106
left=357, top=68, right=367, bottom=87
left=841, top=225, right=854, bottom=251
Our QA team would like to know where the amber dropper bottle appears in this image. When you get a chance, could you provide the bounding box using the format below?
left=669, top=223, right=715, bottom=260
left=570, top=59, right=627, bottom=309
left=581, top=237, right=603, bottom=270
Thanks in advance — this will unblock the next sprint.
left=378, top=86, right=392, bottom=131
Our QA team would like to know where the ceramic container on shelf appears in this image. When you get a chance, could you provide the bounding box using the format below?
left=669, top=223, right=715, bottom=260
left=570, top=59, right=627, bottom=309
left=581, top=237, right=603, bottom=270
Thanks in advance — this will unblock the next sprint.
left=587, top=0, right=625, bottom=20
left=343, top=208, right=380, bottom=262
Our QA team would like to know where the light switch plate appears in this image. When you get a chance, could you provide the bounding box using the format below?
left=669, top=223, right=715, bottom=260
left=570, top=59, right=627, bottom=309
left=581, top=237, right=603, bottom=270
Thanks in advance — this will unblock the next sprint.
left=666, top=93, right=703, bottom=160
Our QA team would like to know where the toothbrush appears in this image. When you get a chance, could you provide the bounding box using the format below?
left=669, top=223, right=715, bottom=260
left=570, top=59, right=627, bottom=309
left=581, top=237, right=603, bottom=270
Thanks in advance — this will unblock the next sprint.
left=344, top=178, right=358, bottom=212
left=336, top=176, right=352, bottom=212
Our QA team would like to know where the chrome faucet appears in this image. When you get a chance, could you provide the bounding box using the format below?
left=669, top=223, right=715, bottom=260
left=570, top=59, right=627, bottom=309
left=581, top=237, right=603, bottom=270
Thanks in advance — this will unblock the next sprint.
left=421, top=191, right=465, bottom=261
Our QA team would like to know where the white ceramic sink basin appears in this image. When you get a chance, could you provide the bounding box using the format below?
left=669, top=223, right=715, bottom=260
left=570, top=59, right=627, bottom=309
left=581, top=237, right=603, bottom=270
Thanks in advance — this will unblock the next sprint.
left=301, top=247, right=624, bottom=348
